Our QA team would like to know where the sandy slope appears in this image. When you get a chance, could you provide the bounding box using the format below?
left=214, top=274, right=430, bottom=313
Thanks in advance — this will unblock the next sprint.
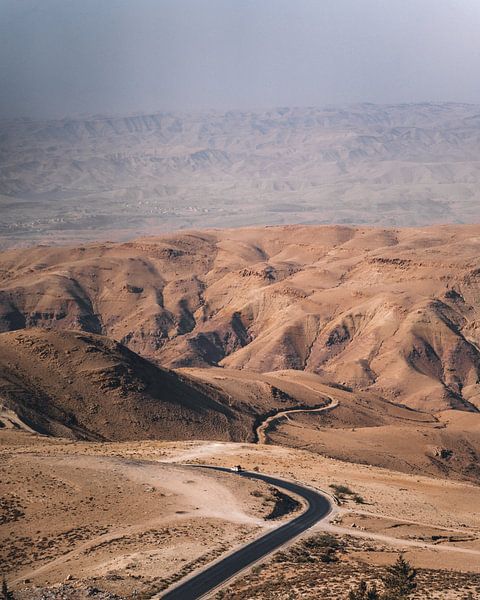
left=1, top=431, right=287, bottom=598
left=2, top=226, right=480, bottom=484
left=133, top=364, right=480, bottom=482
left=0, top=329, right=362, bottom=444
left=0, top=328, right=254, bottom=441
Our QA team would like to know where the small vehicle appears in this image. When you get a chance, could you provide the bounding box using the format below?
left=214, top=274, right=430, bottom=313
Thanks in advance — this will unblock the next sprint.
left=231, top=465, right=243, bottom=472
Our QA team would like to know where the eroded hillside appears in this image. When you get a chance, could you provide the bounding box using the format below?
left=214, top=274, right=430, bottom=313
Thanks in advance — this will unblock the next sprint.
left=0, top=328, right=248, bottom=441
left=1, top=225, right=480, bottom=412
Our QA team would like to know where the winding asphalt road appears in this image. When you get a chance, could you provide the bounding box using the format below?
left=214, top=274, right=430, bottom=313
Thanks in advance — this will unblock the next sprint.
left=160, top=466, right=333, bottom=600
left=256, top=395, right=339, bottom=444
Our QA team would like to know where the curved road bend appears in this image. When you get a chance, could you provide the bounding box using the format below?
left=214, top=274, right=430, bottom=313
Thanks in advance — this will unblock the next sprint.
left=256, top=395, right=339, bottom=444
left=160, top=466, right=333, bottom=600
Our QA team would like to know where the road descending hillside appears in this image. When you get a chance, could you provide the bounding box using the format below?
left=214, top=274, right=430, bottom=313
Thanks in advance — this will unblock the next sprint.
left=159, top=466, right=332, bottom=600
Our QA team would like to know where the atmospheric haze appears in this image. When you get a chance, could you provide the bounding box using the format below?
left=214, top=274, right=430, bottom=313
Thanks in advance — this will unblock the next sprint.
left=3, top=3, right=480, bottom=599
left=1, top=0, right=480, bottom=118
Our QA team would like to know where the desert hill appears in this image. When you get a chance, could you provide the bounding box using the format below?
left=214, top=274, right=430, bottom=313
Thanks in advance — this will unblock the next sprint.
left=0, top=328, right=345, bottom=442
left=0, top=328, right=250, bottom=441
left=1, top=224, right=480, bottom=413
left=2, top=103, right=480, bottom=248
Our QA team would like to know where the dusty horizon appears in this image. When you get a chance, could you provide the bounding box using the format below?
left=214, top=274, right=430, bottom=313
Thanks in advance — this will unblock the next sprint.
left=1, top=1, right=480, bottom=119
left=2, top=2, right=480, bottom=598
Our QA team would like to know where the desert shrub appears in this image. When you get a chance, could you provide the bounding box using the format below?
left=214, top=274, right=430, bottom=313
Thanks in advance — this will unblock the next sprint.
left=304, top=533, right=342, bottom=550
left=319, top=546, right=339, bottom=563
left=250, top=490, right=264, bottom=498
left=330, top=484, right=354, bottom=496
left=382, top=555, right=417, bottom=599
left=353, top=494, right=366, bottom=504
left=273, top=550, right=289, bottom=563
left=346, top=556, right=417, bottom=600
left=348, top=580, right=380, bottom=600
left=274, top=533, right=344, bottom=566
left=1, top=577, right=14, bottom=600
left=304, top=533, right=344, bottom=563
left=251, top=563, right=264, bottom=575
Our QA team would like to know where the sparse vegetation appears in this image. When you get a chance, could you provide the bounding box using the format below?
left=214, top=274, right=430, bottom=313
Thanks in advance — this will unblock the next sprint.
left=303, top=533, right=343, bottom=563
left=221, top=530, right=465, bottom=600
left=330, top=483, right=366, bottom=504
left=353, top=494, right=366, bottom=504
left=251, top=563, right=264, bottom=575
left=382, top=555, right=417, bottom=599
left=275, top=533, right=345, bottom=565
left=330, top=484, right=354, bottom=496
left=304, top=533, right=342, bottom=551
left=348, top=580, right=380, bottom=600
left=346, top=555, right=417, bottom=600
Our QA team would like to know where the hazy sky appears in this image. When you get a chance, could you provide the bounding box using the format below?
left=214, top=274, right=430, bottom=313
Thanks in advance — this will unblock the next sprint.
left=1, top=0, right=480, bottom=119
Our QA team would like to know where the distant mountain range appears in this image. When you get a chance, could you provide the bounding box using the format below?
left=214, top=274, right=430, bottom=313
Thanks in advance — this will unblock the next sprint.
left=1, top=103, right=480, bottom=248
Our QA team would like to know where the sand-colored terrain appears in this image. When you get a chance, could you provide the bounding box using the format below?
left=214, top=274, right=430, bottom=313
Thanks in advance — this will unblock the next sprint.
left=2, top=224, right=480, bottom=414
left=181, top=367, right=480, bottom=482
left=0, top=328, right=255, bottom=442
left=1, top=430, right=303, bottom=598
left=159, top=441, right=480, bottom=598
left=2, top=329, right=479, bottom=483
left=2, top=432, right=480, bottom=599
left=264, top=390, right=480, bottom=481
left=0, top=329, right=349, bottom=444
left=1, top=223, right=480, bottom=597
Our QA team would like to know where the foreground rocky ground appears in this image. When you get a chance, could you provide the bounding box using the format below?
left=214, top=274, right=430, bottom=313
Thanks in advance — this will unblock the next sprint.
left=217, top=533, right=480, bottom=600
left=2, top=432, right=480, bottom=599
